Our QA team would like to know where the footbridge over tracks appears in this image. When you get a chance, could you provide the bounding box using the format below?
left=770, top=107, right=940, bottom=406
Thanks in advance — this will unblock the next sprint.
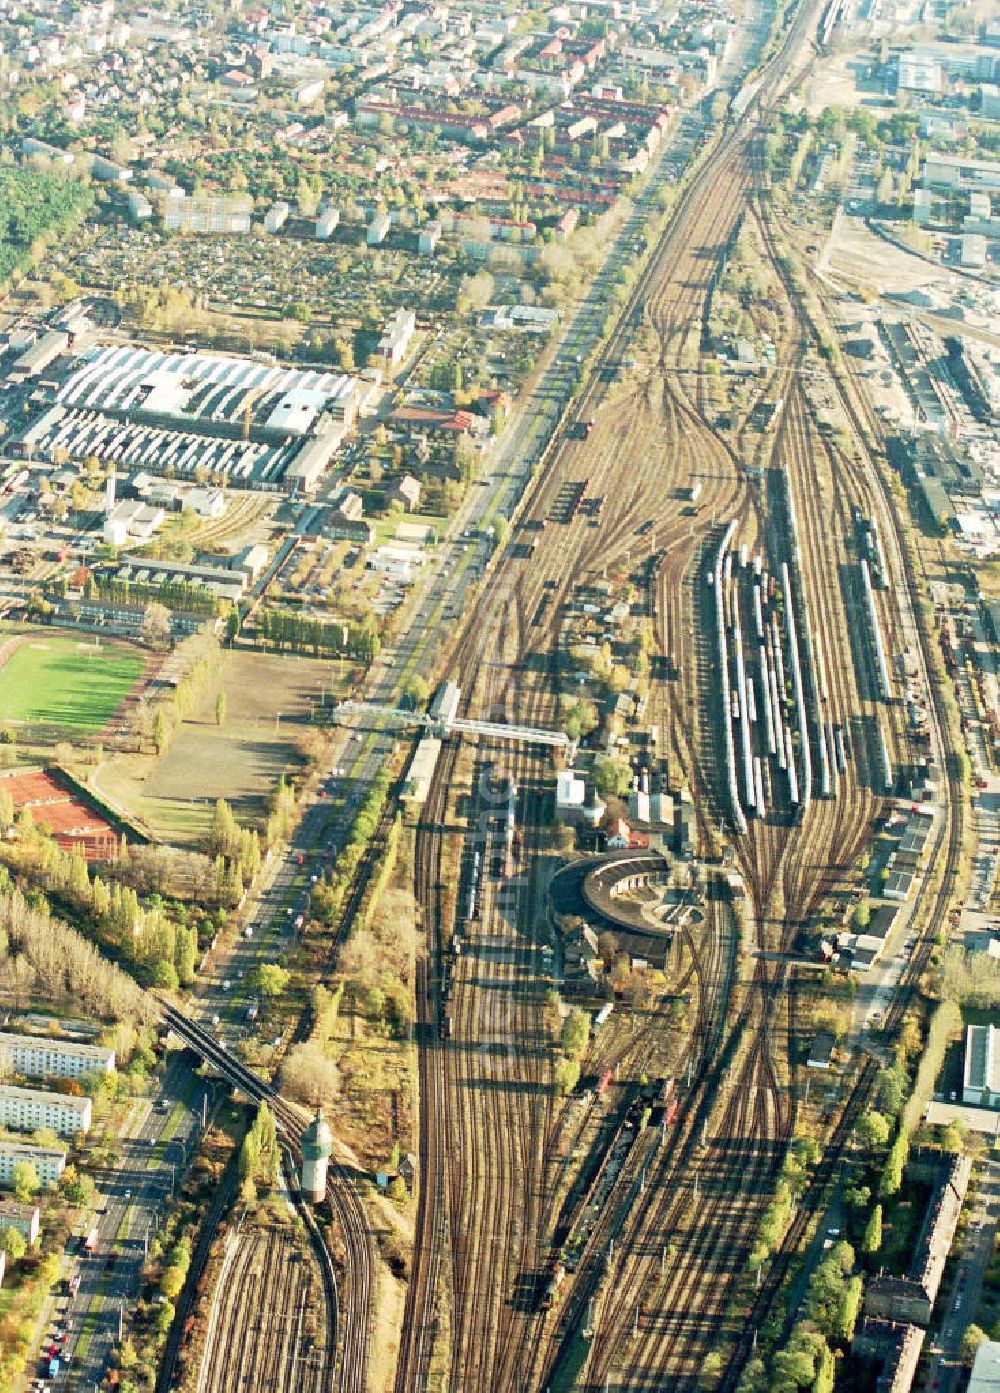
left=336, top=698, right=573, bottom=753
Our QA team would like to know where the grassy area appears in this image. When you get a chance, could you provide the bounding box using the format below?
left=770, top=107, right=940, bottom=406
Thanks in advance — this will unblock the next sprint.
left=0, top=635, right=144, bottom=732
left=95, top=649, right=338, bottom=844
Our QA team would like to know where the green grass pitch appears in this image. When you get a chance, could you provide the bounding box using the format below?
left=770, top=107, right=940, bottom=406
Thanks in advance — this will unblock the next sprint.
left=0, top=638, right=145, bottom=732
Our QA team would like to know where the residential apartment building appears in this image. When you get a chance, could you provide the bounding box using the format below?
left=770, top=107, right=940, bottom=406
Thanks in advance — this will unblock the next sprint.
left=0, top=1084, right=92, bottom=1137
left=163, top=195, right=253, bottom=234
left=0, top=1142, right=66, bottom=1189
left=377, top=308, right=416, bottom=365
left=0, top=1030, right=115, bottom=1081
left=0, top=1200, right=41, bottom=1245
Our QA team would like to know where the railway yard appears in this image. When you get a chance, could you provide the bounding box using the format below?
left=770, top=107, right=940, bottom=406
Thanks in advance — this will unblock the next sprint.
left=385, top=4, right=972, bottom=1392
left=3, top=0, right=999, bottom=1386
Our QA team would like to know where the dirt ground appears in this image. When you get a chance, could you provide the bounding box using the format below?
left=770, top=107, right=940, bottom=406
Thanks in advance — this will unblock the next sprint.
left=95, top=648, right=336, bottom=844
left=825, top=215, right=954, bottom=298
left=369, top=1265, right=407, bottom=1393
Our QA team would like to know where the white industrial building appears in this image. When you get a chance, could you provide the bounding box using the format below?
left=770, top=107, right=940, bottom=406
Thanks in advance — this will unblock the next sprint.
left=964, top=1024, right=1000, bottom=1106
left=923, top=154, right=1000, bottom=193
left=961, top=233, right=988, bottom=269
left=8, top=329, right=70, bottom=384
left=0, top=1142, right=66, bottom=1189
left=555, top=769, right=586, bottom=820
left=182, top=487, right=226, bottom=519
left=103, top=498, right=165, bottom=546
left=0, top=1084, right=92, bottom=1137
left=0, top=1031, right=115, bottom=1081
left=898, top=50, right=942, bottom=94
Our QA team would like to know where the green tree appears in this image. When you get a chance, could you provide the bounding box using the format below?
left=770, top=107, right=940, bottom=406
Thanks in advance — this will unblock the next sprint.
left=941, top=1119, right=967, bottom=1154
left=560, top=1008, right=591, bottom=1059
left=813, top=1344, right=835, bottom=1393
left=855, top=1112, right=890, bottom=1149
left=152, top=959, right=179, bottom=991
left=961, top=1324, right=988, bottom=1365
left=554, top=1056, right=580, bottom=1095
left=60, top=1169, right=95, bottom=1207
left=835, top=1275, right=863, bottom=1343
left=593, top=756, right=632, bottom=798
left=215, top=691, right=227, bottom=726
left=159, top=1265, right=185, bottom=1300
left=153, top=708, right=170, bottom=756
left=175, top=927, right=198, bottom=987
left=880, top=1132, right=908, bottom=1198
left=12, top=1161, right=40, bottom=1201
left=403, top=675, right=430, bottom=706
left=876, top=1064, right=907, bottom=1119
left=254, top=963, right=290, bottom=998
left=0, top=1224, right=26, bottom=1261
left=862, top=1204, right=883, bottom=1256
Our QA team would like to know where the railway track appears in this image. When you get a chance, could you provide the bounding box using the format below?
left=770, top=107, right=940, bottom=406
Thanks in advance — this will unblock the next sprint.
left=382, top=0, right=971, bottom=1389
left=155, top=1004, right=367, bottom=1393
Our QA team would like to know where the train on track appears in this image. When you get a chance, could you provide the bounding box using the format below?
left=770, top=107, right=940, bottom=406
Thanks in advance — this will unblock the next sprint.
left=538, top=1079, right=679, bottom=1310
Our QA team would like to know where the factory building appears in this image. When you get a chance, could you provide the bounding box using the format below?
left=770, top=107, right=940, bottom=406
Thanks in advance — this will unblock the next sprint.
left=0, top=1084, right=92, bottom=1137
left=300, top=1108, right=332, bottom=1202
left=963, top=1023, right=1000, bottom=1105
left=15, top=344, right=360, bottom=495
left=0, top=1142, right=67, bottom=1189
left=0, top=1030, right=115, bottom=1081
left=923, top=154, right=1000, bottom=193
left=8, top=330, right=70, bottom=384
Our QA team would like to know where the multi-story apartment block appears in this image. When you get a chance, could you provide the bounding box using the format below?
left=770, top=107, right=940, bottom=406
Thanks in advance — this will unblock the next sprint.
left=0, top=1200, right=41, bottom=1244
left=0, top=1142, right=67, bottom=1189
left=0, top=1031, right=115, bottom=1081
left=0, top=1084, right=92, bottom=1137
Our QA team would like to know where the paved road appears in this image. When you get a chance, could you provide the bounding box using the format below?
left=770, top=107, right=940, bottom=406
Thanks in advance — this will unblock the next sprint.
left=37, top=1055, right=211, bottom=1392
left=925, top=1157, right=1000, bottom=1393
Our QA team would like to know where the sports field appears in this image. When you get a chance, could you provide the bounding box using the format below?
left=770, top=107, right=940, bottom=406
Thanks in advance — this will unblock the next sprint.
left=0, top=637, right=144, bottom=731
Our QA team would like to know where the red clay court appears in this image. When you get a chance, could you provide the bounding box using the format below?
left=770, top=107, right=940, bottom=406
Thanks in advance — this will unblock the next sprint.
left=1, top=768, right=119, bottom=860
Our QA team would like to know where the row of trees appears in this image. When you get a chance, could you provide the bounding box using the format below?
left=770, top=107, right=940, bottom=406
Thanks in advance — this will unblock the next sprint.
left=2, top=824, right=202, bottom=991
left=253, top=607, right=380, bottom=663
left=238, top=1103, right=279, bottom=1203
left=0, top=866, right=152, bottom=1023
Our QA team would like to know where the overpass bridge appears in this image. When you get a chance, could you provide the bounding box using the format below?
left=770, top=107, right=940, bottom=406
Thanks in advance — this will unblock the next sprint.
left=335, top=697, right=572, bottom=753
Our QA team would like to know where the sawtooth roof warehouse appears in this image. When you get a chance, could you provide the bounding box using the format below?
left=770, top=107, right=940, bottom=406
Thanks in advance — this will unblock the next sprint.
left=12, top=342, right=380, bottom=496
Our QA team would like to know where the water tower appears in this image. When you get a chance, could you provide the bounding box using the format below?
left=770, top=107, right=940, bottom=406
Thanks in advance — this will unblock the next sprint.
left=300, top=1108, right=332, bottom=1203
